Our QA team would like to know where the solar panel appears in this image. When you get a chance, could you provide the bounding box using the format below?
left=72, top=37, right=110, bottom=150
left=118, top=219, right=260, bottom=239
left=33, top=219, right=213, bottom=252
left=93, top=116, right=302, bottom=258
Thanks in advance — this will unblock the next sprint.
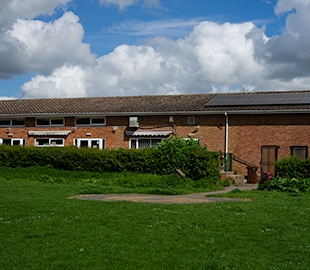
left=205, top=92, right=310, bottom=107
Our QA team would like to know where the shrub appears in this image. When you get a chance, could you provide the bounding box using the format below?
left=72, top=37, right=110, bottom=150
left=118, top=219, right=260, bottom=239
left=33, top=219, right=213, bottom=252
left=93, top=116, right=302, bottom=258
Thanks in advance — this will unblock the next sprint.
left=219, top=179, right=230, bottom=187
left=156, top=136, right=202, bottom=175
left=258, top=156, right=310, bottom=192
left=275, top=156, right=310, bottom=179
left=258, top=177, right=310, bottom=193
left=156, top=136, right=220, bottom=181
left=0, top=140, right=220, bottom=182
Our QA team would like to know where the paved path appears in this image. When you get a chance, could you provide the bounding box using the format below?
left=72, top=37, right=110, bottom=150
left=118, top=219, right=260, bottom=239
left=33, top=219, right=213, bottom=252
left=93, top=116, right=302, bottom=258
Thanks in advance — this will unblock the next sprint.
left=69, top=184, right=258, bottom=204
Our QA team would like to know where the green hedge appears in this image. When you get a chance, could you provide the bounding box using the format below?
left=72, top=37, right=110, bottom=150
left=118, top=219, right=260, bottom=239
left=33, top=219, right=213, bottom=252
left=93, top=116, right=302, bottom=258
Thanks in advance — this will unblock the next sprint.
left=258, top=156, right=310, bottom=192
left=275, top=156, right=310, bottom=179
left=0, top=138, right=220, bottom=181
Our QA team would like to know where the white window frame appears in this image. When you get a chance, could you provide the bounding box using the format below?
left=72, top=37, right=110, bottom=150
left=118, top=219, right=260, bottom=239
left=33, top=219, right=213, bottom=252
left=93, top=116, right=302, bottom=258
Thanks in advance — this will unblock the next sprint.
left=35, top=138, right=64, bottom=147
left=183, top=137, right=200, bottom=142
left=36, top=118, right=64, bottom=126
left=0, top=138, right=25, bottom=146
left=0, top=119, right=25, bottom=127
left=74, top=138, right=106, bottom=150
left=129, top=138, right=163, bottom=149
left=75, top=117, right=106, bottom=126
left=187, top=116, right=195, bottom=125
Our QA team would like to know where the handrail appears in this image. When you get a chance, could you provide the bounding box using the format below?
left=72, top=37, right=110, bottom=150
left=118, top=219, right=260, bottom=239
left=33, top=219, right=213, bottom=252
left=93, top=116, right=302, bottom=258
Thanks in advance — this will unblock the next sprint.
left=233, top=155, right=258, bottom=168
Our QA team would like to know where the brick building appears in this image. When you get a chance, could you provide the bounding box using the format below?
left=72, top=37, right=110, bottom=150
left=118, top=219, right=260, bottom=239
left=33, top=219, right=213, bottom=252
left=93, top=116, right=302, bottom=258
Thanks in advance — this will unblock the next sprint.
left=1, top=90, right=309, bottom=178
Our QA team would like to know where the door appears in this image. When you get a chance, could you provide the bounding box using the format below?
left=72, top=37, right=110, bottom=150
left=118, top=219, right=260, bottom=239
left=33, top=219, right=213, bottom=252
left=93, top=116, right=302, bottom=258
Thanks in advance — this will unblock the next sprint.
left=261, top=146, right=279, bottom=178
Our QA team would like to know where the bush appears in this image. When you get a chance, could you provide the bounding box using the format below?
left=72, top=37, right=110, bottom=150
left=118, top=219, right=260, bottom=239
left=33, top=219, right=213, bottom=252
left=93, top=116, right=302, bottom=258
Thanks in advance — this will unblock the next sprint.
left=258, top=156, right=310, bottom=192
left=156, top=136, right=220, bottom=181
left=156, top=136, right=202, bottom=175
left=0, top=139, right=220, bottom=182
left=258, top=177, right=310, bottom=193
left=275, top=156, right=310, bottom=179
left=219, top=179, right=230, bottom=187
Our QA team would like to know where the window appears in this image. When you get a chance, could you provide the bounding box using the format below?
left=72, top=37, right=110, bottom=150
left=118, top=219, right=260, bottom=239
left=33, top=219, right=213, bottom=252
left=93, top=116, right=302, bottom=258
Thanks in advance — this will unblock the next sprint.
left=36, top=118, right=64, bottom=126
left=130, top=138, right=162, bottom=149
left=51, top=119, right=64, bottom=125
left=187, top=116, right=195, bottom=125
left=35, top=138, right=64, bottom=147
left=291, top=146, right=308, bottom=160
left=0, top=119, right=10, bottom=126
left=129, top=117, right=139, bottom=127
left=76, top=118, right=106, bottom=126
left=12, top=119, right=25, bottom=126
left=0, top=119, right=25, bottom=127
left=74, top=138, right=105, bottom=150
left=91, top=118, right=106, bottom=125
left=36, top=119, right=49, bottom=126
left=0, top=139, right=25, bottom=146
left=183, top=137, right=201, bottom=143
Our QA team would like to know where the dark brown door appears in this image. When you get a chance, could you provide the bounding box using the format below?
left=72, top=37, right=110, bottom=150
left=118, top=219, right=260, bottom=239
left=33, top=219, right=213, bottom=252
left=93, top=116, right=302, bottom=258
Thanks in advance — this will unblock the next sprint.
left=261, top=146, right=279, bottom=178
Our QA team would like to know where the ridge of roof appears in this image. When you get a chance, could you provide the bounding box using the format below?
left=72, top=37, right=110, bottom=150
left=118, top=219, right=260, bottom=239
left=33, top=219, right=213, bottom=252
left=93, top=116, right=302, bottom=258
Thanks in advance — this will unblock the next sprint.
left=1, top=90, right=310, bottom=116
left=2, top=90, right=310, bottom=103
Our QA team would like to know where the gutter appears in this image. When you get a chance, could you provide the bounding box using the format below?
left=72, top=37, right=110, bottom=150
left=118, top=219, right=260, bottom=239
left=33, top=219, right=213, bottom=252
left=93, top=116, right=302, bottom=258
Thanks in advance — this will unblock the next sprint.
left=225, top=112, right=228, bottom=166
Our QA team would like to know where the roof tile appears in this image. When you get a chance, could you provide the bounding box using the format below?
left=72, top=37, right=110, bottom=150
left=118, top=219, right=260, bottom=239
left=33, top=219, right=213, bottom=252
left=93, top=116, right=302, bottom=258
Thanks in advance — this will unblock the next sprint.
left=1, top=91, right=310, bottom=116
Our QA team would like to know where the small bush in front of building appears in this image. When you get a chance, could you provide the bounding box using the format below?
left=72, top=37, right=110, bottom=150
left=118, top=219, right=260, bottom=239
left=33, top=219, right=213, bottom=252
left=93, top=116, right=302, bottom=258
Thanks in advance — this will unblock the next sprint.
left=275, top=156, right=310, bottom=179
left=219, top=179, right=231, bottom=187
left=0, top=139, right=220, bottom=183
left=258, top=156, right=310, bottom=192
left=258, top=177, right=310, bottom=192
left=155, top=136, right=220, bottom=181
left=155, top=136, right=202, bottom=175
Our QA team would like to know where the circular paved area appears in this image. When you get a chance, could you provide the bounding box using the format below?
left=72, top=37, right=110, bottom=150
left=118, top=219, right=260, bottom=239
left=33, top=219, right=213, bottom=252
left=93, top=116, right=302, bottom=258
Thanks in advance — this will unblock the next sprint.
left=69, top=184, right=258, bottom=204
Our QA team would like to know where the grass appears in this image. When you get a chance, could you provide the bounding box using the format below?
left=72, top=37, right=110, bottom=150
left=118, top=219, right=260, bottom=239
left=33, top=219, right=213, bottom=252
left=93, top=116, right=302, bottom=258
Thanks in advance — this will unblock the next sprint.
left=1, top=168, right=310, bottom=269
left=0, top=166, right=223, bottom=195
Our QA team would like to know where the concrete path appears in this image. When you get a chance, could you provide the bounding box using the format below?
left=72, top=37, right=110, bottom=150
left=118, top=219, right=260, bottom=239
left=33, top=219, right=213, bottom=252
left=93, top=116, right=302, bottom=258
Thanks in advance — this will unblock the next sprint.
left=69, top=184, right=258, bottom=204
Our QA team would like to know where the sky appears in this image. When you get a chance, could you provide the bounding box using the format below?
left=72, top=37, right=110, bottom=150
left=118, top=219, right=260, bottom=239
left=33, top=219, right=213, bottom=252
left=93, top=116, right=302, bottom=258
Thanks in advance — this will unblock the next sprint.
left=1, top=0, right=310, bottom=100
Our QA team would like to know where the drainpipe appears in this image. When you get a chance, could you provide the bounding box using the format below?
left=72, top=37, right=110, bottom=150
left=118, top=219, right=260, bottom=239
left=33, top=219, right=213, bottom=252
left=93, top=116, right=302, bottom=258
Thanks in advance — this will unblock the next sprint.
left=225, top=112, right=228, bottom=171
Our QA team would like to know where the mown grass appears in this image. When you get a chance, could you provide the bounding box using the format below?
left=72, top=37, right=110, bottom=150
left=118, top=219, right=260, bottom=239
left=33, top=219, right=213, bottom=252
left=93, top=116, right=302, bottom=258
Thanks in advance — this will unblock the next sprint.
left=1, top=168, right=310, bottom=269
left=0, top=166, right=223, bottom=195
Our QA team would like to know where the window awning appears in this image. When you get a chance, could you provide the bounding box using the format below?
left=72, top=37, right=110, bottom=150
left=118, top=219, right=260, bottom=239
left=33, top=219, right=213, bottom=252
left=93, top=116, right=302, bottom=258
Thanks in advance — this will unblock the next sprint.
left=125, top=130, right=173, bottom=137
left=28, top=131, right=71, bottom=136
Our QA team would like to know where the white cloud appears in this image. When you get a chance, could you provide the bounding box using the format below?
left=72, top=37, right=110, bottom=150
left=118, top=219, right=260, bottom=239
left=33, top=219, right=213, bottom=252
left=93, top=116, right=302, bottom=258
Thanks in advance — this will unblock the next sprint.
left=0, top=96, right=16, bottom=100
left=21, top=65, right=90, bottom=98
left=99, top=0, right=159, bottom=10
left=4, top=0, right=310, bottom=99
left=274, top=0, right=310, bottom=14
left=21, top=21, right=263, bottom=98
left=88, top=44, right=182, bottom=96
left=0, top=0, right=72, bottom=29
left=107, top=18, right=204, bottom=37
left=249, top=0, right=310, bottom=82
left=143, top=0, right=160, bottom=8
left=0, top=12, right=96, bottom=79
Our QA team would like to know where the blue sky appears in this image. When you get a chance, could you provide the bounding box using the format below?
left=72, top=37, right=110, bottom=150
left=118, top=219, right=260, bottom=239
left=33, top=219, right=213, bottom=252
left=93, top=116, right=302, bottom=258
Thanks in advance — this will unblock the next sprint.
left=0, top=0, right=309, bottom=99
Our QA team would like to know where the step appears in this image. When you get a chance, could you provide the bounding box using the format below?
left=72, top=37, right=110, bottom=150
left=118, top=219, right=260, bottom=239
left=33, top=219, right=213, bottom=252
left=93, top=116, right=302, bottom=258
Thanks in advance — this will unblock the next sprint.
left=221, top=172, right=246, bottom=186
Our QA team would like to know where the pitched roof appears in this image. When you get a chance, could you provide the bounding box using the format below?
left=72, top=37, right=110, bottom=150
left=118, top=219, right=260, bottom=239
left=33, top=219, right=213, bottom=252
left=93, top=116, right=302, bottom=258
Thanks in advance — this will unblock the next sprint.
left=1, top=90, right=310, bottom=116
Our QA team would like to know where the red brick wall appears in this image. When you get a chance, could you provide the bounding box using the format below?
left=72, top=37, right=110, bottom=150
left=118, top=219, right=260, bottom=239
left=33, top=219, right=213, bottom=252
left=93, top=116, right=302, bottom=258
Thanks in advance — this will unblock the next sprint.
left=1, top=113, right=309, bottom=177
left=226, top=114, right=310, bottom=175
left=65, top=117, right=75, bottom=126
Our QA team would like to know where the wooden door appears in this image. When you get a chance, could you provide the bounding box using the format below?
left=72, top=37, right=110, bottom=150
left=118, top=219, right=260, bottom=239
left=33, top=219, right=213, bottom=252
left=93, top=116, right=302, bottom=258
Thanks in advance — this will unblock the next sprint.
left=261, top=146, right=279, bottom=178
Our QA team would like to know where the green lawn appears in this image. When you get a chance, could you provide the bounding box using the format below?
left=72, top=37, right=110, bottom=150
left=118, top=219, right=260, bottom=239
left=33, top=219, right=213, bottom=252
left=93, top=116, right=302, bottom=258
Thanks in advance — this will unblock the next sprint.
left=1, top=171, right=310, bottom=269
